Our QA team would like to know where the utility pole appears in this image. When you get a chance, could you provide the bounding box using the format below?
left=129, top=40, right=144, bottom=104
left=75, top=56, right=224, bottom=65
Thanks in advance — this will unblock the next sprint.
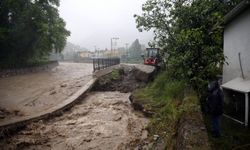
left=97, top=48, right=100, bottom=58
left=125, top=43, right=129, bottom=63
left=110, top=39, right=112, bottom=52
left=111, top=37, right=119, bottom=57
left=94, top=45, right=97, bottom=58
left=125, top=43, right=129, bottom=51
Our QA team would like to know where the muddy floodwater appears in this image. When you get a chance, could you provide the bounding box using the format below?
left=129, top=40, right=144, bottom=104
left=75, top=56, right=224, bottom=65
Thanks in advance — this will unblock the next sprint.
left=0, top=92, right=149, bottom=150
left=0, top=62, right=93, bottom=121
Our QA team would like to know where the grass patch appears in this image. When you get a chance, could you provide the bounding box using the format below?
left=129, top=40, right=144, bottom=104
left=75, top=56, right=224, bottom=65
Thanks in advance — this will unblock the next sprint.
left=110, top=69, right=123, bottom=80
left=96, top=69, right=124, bottom=86
left=133, top=71, right=186, bottom=110
left=132, top=71, right=200, bottom=148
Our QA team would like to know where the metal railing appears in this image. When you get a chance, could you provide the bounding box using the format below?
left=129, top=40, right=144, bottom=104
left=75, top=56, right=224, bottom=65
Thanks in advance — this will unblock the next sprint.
left=93, top=57, right=120, bottom=72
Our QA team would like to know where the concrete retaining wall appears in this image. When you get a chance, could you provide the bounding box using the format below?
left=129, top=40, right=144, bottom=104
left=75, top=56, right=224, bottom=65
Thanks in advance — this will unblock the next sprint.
left=0, top=78, right=96, bottom=137
left=0, top=61, right=59, bottom=78
left=0, top=65, right=118, bottom=137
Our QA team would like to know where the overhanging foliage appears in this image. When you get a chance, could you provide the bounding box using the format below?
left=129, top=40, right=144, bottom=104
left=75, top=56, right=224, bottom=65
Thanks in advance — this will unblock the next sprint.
left=135, top=0, right=241, bottom=93
left=0, top=0, right=70, bottom=68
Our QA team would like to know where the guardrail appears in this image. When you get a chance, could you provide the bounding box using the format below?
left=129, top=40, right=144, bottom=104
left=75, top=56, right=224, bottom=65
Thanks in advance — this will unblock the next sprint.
left=93, top=57, right=120, bottom=72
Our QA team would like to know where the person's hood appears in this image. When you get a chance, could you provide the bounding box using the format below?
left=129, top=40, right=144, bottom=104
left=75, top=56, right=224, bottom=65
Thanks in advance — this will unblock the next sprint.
left=208, top=81, right=219, bottom=92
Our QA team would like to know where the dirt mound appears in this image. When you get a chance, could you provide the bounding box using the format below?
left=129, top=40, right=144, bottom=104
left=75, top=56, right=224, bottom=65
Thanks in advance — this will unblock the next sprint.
left=93, top=66, right=154, bottom=93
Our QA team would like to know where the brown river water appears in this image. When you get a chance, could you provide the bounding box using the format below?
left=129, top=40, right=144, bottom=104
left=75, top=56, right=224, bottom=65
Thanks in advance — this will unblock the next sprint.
left=0, top=92, right=149, bottom=150
left=0, top=62, right=93, bottom=121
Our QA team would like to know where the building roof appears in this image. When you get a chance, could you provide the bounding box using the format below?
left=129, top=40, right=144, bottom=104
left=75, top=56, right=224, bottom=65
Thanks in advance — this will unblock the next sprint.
left=224, top=0, right=250, bottom=25
left=222, top=77, right=250, bottom=93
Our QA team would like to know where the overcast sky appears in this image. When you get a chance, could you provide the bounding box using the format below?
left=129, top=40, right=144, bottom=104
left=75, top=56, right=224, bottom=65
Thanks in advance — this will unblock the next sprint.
left=58, top=0, right=153, bottom=50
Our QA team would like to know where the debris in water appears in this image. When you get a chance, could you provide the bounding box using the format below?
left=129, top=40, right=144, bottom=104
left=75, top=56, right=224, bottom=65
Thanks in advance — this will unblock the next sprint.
left=60, top=84, right=67, bottom=87
left=0, top=92, right=149, bottom=150
left=153, top=135, right=160, bottom=141
left=49, top=91, right=56, bottom=95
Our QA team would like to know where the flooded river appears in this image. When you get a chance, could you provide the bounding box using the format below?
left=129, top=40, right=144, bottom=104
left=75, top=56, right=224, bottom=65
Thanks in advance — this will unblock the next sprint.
left=0, top=62, right=93, bottom=121
left=0, top=92, right=149, bottom=150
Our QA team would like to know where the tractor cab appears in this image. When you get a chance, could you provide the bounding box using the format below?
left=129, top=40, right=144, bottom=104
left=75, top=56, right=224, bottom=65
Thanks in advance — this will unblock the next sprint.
left=142, top=48, right=160, bottom=66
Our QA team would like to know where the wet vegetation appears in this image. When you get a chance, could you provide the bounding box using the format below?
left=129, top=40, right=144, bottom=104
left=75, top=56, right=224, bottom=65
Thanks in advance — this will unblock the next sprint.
left=132, top=71, right=200, bottom=148
left=0, top=0, right=70, bottom=69
left=134, top=0, right=249, bottom=149
left=109, top=69, right=123, bottom=80
left=134, top=0, right=241, bottom=94
left=93, top=68, right=147, bottom=93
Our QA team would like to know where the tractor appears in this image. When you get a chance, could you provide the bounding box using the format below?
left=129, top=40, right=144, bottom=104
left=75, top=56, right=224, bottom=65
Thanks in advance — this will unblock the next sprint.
left=142, top=48, right=161, bottom=66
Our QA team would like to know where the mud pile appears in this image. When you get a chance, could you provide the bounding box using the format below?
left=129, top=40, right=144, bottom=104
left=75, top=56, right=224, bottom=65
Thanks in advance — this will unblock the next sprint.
left=0, top=92, right=149, bottom=150
left=93, top=65, right=155, bottom=93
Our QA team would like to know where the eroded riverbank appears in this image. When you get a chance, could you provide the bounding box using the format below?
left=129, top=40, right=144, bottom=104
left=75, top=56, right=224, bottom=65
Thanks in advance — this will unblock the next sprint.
left=0, top=92, right=149, bottom=150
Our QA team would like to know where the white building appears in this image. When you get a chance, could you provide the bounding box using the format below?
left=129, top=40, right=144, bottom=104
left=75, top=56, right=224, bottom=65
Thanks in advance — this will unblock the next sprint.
left=222, top=0, right=250, bottom=126
left=223, top=0, right=250, bottom=82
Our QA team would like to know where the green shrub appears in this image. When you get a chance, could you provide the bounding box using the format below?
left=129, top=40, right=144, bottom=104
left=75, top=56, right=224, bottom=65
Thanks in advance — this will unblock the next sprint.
left=110, top=69, right=123, bottom=80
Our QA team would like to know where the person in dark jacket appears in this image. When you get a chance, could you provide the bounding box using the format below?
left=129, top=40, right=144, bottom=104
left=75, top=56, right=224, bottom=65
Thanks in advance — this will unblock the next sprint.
left=207, top=80, right=224, bottom=138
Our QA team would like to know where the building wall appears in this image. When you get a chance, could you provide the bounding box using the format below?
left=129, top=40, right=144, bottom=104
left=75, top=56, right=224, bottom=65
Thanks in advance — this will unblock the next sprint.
left=223, top=8, right=250, bottom=83
left=79, top=51, right=92, bottom=58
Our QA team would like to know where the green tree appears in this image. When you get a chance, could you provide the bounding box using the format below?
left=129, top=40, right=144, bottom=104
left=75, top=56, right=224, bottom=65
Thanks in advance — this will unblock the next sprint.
left=0, top=0, right=70, bottom=68
left=129, top=39, right=142, bottom=55
left=135, top=0, right=241, bottom=94
left=128, top=39, right=143, bottom=63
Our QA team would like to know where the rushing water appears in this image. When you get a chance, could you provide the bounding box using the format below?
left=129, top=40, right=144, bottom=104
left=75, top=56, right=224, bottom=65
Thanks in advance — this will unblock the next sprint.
left=0, top=92, right=149, bottom=150
left=0, top=62, right=93, bottom=121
